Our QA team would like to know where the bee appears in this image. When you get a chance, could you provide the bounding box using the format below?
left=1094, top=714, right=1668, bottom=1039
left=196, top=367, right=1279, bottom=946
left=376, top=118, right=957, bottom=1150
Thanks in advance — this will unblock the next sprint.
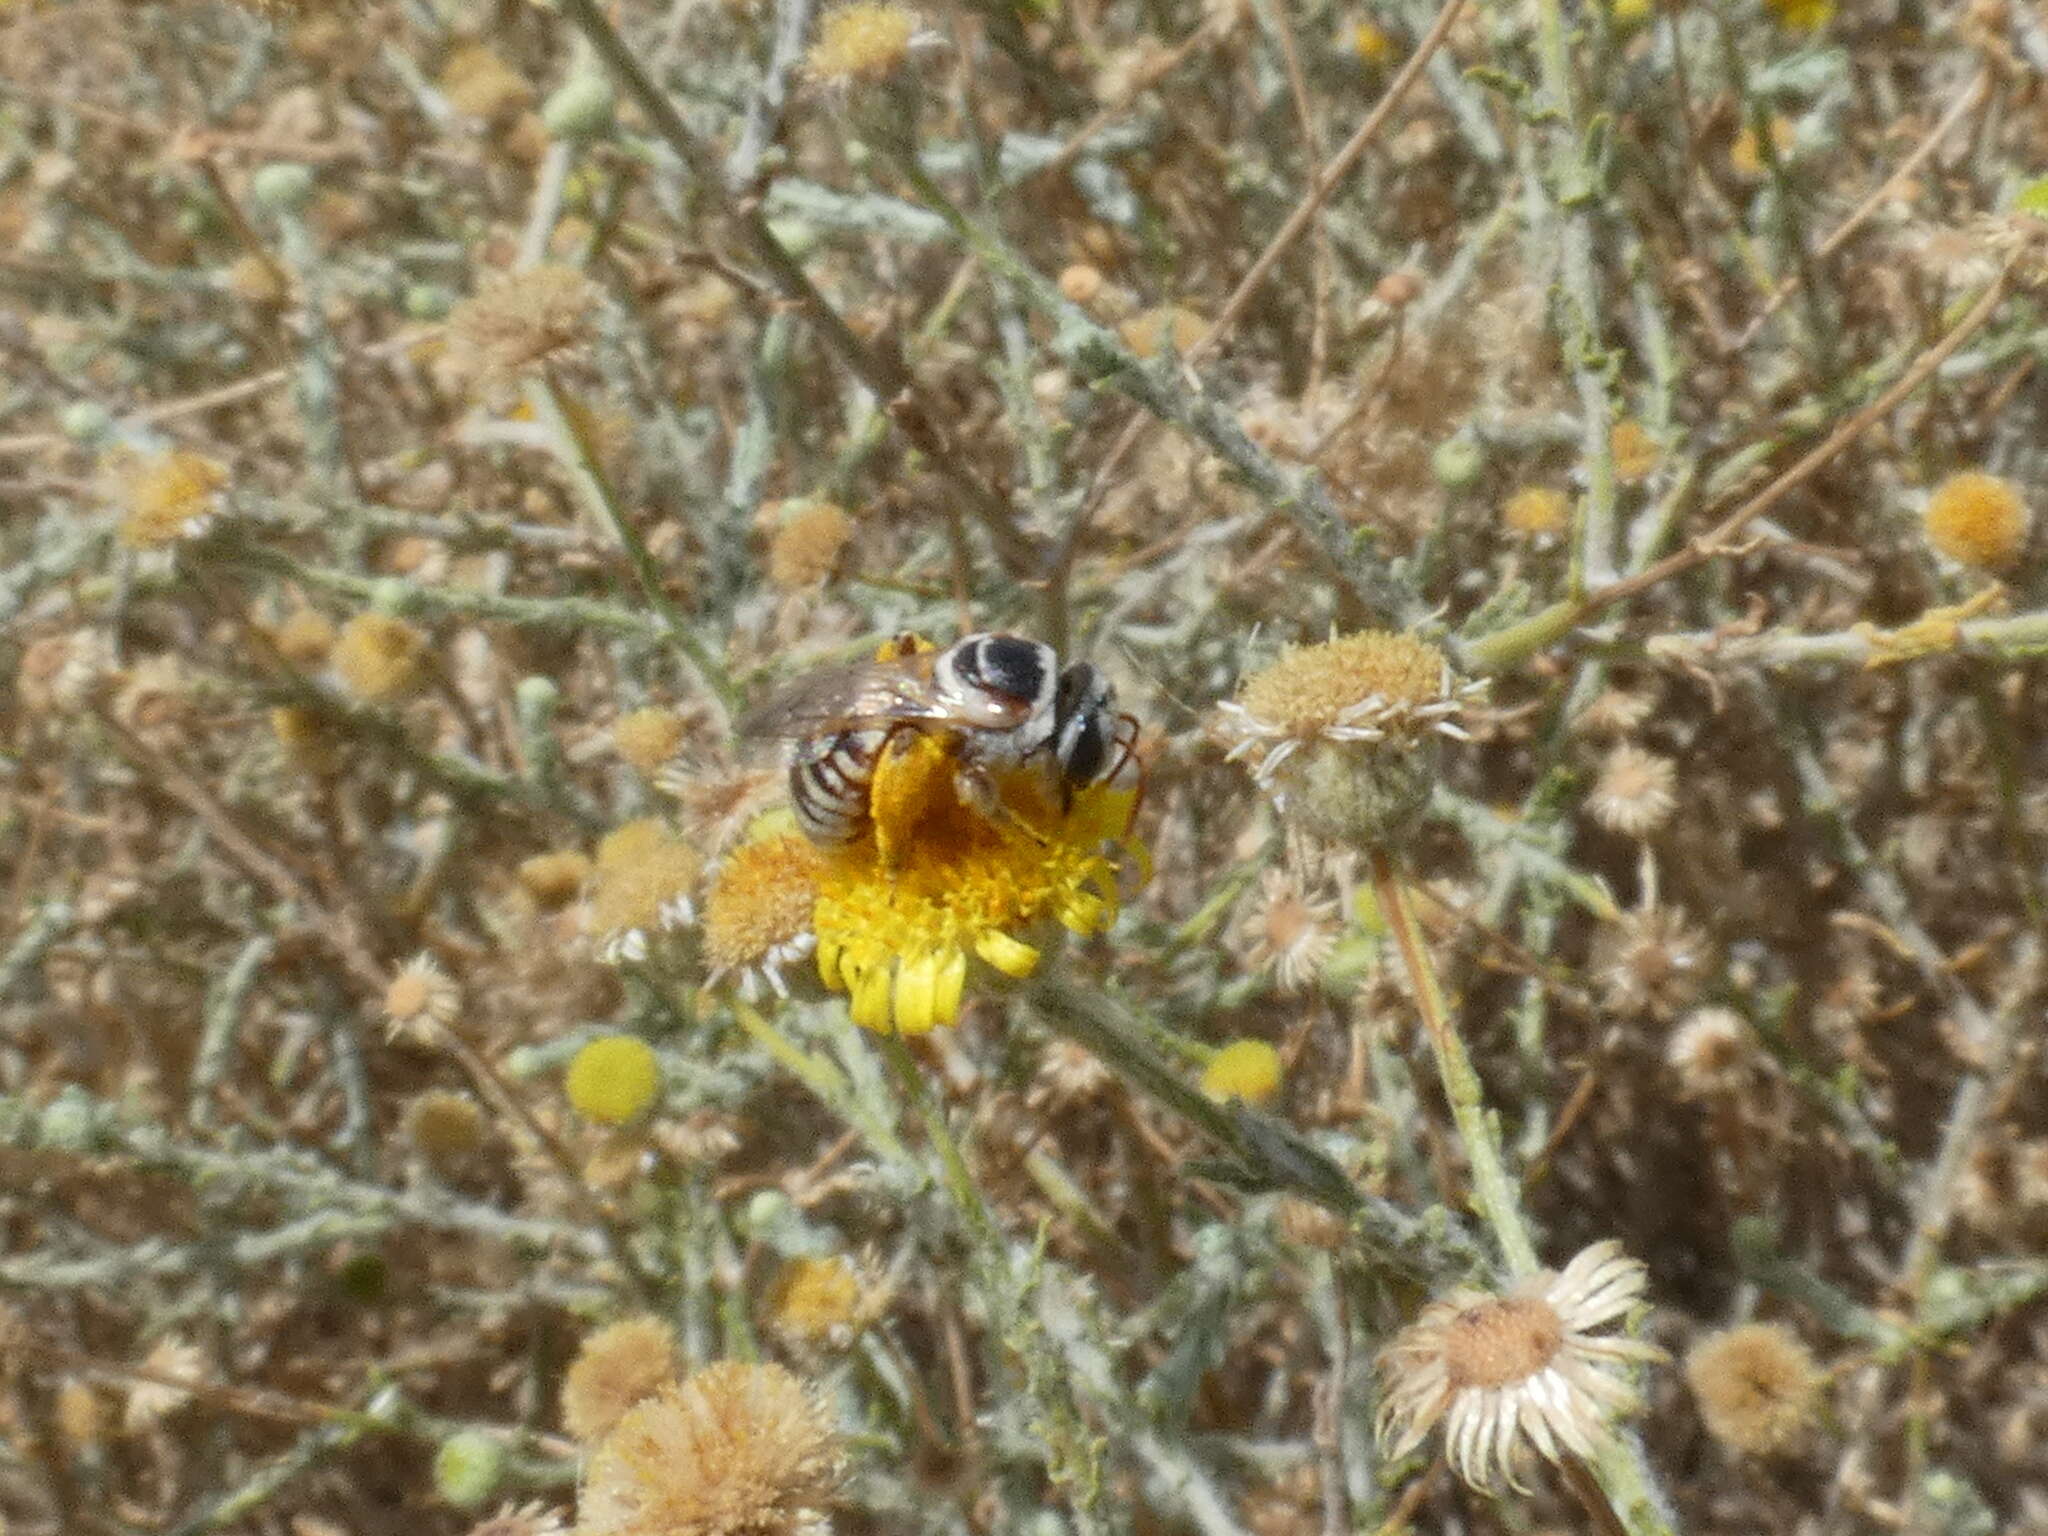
left=741, top=632, right=1139, bottom=849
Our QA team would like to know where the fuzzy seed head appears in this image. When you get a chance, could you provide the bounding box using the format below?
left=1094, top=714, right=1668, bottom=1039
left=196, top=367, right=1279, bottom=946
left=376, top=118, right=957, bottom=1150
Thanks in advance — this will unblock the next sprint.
left=565, top=1035, right=661, bottom=1126
left=1684, top=1323, right=1821, bottom=1456
left=615, top=709, right=687, bottom=777
left=1665, top=1007, right=1755, bottom=1097
left=807, top=2, right=919, bottom=84
left=561, top=1317, right=680, bottom=1444
left=272, top=607, right=336, bottom=666
left=1924, top=471, right=2029, bottom=570
left=1201, top=1039, right=1284, bottom=1107
left=447, top=264, right=596, bottom=386
left=118, top=451, right=227, bottom=548
left=1245, top=868, right=1339, bottom=992
left=403, top=1089, right=486, bottom=1168
left=586, top=819, right=701, bottom=961
left=767, top=503, right=853, bottom=591
left=334, top=612, right=428, bottom=702
left=579, top=1362, right=844, bottom=1536
left=384, top=953, right=461, bottom=1043
left=1235, top=631, right=1452, bottom=738
left=1588, top=744, right=1678, bottom=837
left=518, top=850, right=593, bottom=910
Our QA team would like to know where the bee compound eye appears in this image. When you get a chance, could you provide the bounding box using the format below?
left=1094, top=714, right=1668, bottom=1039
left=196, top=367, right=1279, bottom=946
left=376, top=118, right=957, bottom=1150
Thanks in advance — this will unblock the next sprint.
left=1059, top=710, right=1110, bottom=786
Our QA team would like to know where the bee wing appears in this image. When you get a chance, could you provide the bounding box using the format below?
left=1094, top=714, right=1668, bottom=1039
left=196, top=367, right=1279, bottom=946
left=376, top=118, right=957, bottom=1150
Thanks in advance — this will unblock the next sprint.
left=737, top=656, right=957, bottom=741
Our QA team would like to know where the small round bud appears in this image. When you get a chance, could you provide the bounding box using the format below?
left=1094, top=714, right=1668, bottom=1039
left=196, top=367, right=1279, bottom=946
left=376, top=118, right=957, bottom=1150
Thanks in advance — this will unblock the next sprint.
left=1430, top=432, right=1485, bottom=489
left=543, top=73, right=615, bottom=140
left=432, top=1430, right=506, bottom=1510
left=249, top=162, right=316, bottom=215
left=565, top=1035, right=661, bottom=1126
left=59, top=401, right=113, bottom=443
left=1372, top=268, right=1422, bottom=308
left=1924, top=470, right=2029, bottom=570
left=404, top=284, right=453, bottom=321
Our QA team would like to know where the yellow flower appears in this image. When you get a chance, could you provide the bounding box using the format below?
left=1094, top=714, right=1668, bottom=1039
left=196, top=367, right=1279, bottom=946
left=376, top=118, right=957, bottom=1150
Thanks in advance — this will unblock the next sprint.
left=811, top=733, right=1142, bottom=1035
left=1341, top=19, right=1397, bottom=63
left=1201, top=1039, right=1283, bottom=1106
left=767, top=1255, right=875, bottom=1346
left=566, top=1035, right=662, bottom=1126
left=807, top=2, right=921, bottom=84
left=1763, top=0, right=1832, bottom=30
left=1610, top=418, right=1660, bottom=482
left=1924, top=470, right=2029, bottom=570
left=614, top=708, right=685, bottom=776
left=1501, top=485, right=1569, bottom=537
left=333, top=612, right=428, bottom=702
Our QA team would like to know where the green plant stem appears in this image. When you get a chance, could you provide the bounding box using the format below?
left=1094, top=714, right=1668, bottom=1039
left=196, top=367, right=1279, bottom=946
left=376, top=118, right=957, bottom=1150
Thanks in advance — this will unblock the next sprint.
left=1366, top=851, right=1676, bottom=1535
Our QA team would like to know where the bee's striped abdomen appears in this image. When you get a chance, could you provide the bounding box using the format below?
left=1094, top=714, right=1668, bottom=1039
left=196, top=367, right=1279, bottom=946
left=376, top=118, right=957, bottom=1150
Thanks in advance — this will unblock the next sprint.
left=789, top=728, right=886, bottom=845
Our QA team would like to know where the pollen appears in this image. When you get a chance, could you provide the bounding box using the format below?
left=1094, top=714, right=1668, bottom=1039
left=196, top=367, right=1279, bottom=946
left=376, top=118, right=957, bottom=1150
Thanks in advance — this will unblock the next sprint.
left=806, top=2, right=919, bottom=84
left=614, top=708, right=686, bottom=777
left=1684, top=1322, right=1821, bottom=1456
left=1502, top=485, right=1569, bottom=536
left=1200, top=1039, right=1284, bottom=1107
left=1924, top=470, right=2029, bottom=570
left=561, top=1316, right=679, bottom=1444
left=117, top=450, right=227, bottom=549
left=703, top=833, right=824, bottom=1000
left=565, top=1035, right=662, bottom=1127
left=333, top=612, right=428, bottom=703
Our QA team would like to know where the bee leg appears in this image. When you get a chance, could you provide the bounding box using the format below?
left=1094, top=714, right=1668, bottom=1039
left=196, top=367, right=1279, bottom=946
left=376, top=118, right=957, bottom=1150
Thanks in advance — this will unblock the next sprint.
left=954, top=763, right=1051, bottom=847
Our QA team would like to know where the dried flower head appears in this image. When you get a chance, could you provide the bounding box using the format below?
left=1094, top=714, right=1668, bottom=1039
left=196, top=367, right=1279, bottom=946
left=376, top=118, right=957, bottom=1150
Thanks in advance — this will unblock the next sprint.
left=270, top=704, right=342, bottom=775
left=1340, top=18, right=1397, bottom=63
left=334, top=612, right=428, bottom=702
left=561, top=1316, right=680, bottom=1444
left=403, top=1089, right=487, bottom=1169
left=1924, top=470, right=2029, bottom=570
left=565, top=1035, right=662, bottom=1127
left=447, top=265, right=596, bottom=387
left=1201, top=1039, right=1284, bottom=1107
left=1588, top=744, right=1677, bottom=837
left=384, top=953, right=461, bottom=1044
left=1375, top=1240, right=1660, bottom=1492
left=579, top=1362, right=843, bottom=1536
left=768, top=1256, right=876, bottom=1347
left=768, top=502, right=853, bottom=590
left=55, top=1377, right=105, bottom=1449
left=125, top=1336, right=206, bottom=1432
left=586, top=819, right=702, bottom=963
left=807, top=2, right=922, bottom=84
left=1119, top=304, right=1208, bottom=359
left=1214, top=630, right=1480, bottom=848
left=117, top=450, right=227, bottom=548
left=1684, top=1322, right=1820, bottom=1456
left=1594, top=906, right=1712, bottom=1020
left=811, top=727, right=1142, bottom=1034
left=1244, top=867, right=1340, bottom=992
left=703, top=832, right=825, bottom=1002
left=1610, top=419, right=1660, bottom=482
left=518, top=849, right=593, bottom=910
left=272, top=607, right=336, bottom=667
left=1502, top=485, right=1568, bottom=537
left=1665, top=1007, right=1755, bottom=1097
left=1573, top=687, right=1655, bottom=738
left=440, top=43, right=535, bottom=122
left=615, top=708, right=687, bottom=777
left=1028, top=1038, right=1115, bottom=1110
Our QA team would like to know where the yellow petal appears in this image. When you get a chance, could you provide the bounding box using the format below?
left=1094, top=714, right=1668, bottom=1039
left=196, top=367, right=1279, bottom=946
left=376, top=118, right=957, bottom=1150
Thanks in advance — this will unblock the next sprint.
left=894, top=951, right=940, bottom=1035
left=933, top=947, right=967, bottom=1026
left=816, top=933, right=843, bottom=989
left=851, top=959, right=893, bottom=1032
left=974, top=928, right=1040, bottom=979
left=1057, top=889, right=1108, bottom=935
